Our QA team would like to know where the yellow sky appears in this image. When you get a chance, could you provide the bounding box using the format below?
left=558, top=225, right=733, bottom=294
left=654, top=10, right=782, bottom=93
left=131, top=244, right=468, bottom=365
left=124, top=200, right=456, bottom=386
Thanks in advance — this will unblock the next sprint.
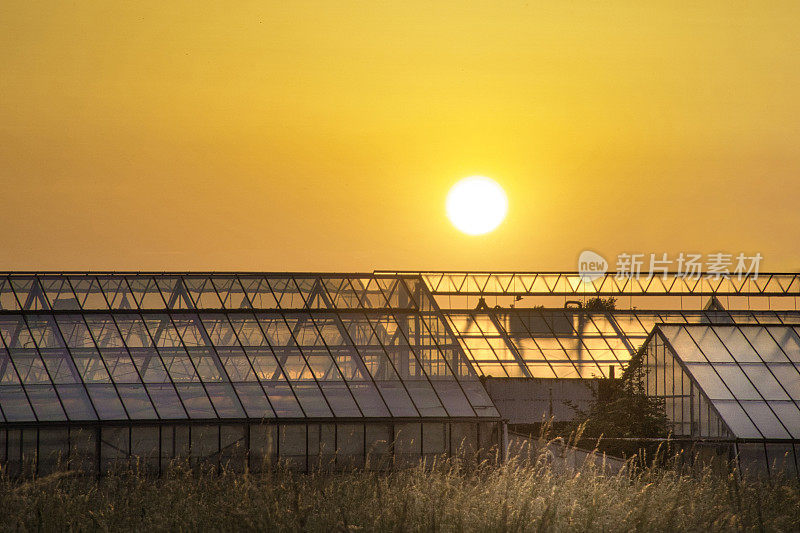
left=1, top=2, right=799, bottom=271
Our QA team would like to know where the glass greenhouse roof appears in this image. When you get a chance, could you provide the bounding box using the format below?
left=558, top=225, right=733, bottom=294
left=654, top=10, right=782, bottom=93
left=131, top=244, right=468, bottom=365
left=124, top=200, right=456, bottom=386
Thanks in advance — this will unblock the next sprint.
left=2, top=272, right=799, bottom=424
left=0, top=274, right=498, bottom=423
left=654, top=324, right=800, bottom=440
left=447, top=309, right=800, bottom=379
left=0, top=272, right=800, bottom=390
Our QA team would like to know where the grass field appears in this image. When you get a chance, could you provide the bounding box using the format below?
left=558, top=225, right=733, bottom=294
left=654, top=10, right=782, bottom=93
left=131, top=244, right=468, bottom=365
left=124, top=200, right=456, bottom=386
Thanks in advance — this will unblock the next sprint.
left=1, top=448, right=799, bottom=533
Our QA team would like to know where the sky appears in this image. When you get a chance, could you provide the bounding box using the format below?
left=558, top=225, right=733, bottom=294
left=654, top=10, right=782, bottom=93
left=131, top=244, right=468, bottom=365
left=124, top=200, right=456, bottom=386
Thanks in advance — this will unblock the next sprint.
left=1, top=1, right=799, bottom=272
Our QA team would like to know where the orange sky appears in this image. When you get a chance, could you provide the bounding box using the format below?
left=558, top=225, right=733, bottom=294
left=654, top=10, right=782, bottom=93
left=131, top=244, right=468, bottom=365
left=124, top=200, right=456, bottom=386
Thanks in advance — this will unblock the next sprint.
left=1, top=2, right=799, bottom=272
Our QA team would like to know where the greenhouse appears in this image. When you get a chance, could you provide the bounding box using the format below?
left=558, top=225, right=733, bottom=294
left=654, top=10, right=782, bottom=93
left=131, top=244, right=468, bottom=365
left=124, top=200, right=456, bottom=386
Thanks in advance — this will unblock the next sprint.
left=641, top=323, right=800, bottom=477
left=0, top=273, right=501, bottom=475
left=0, top=271, right=799, bottom=476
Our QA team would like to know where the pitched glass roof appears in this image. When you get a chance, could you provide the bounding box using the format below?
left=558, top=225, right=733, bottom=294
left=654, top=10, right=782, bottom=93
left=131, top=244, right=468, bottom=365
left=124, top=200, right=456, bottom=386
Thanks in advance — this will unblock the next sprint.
left=655, top=324, right=800, bottom=439
left=0, top=274, right=498, bottom=423
left=2, top=273, right=800, bottom=385
left=447, top=309, right=800, bottom=379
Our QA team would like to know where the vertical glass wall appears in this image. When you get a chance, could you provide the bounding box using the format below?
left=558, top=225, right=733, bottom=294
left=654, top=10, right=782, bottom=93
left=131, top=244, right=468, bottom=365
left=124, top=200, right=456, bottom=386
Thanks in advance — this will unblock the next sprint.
left=0, top=420, right=502, bottom=477
left=642, top=325, right=800, bottom=478
left=643, top=331, right=732, bottom=438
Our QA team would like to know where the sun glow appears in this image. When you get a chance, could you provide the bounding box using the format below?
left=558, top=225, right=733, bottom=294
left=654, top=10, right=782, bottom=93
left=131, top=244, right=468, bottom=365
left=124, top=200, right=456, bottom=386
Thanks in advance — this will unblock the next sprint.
left=446, top=176, right=508, bottom=236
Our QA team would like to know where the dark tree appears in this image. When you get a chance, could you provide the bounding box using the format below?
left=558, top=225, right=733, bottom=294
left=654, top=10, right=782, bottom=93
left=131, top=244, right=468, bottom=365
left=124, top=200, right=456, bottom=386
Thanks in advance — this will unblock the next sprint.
left=568, top=351, right=671, bottom=458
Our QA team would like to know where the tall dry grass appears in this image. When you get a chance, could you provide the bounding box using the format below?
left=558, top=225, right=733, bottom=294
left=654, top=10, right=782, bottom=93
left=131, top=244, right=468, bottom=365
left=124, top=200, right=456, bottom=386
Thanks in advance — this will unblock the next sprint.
left=1, top=447, right=798, bottom=532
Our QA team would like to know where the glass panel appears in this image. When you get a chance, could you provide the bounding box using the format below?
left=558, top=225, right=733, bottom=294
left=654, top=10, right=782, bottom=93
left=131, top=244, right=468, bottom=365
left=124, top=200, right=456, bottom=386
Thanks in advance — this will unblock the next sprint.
left=0, top=315, right=33, bottom=350
left=711, top=365, right=760, bottom=400
left=278, top=351, right=312, bottom=381
left=766, top=443, right=796, bottom=478
left=422, top=422, right=448, bottom=455
left=10, top=277, right=48, bottom=310
left=229, top=315, right=267, bottom=346
left=319, top=382, right=361, bottom=417
left=86, top=384, right=127, bottom=420
left=712, top=400, right=761, bottom=438
left=322, top=278, right=359, bottom=309
left=305, top=353, right=342, bottom=381
left=127, top=276, right=166, bottom=309
left=740, top=365, right=790, bottom=400
left=247, top=347, right=282, bottom=381
left=169, top=317, right=207, bottom=349
left=336, top=423, right=365, bottom=467
left=55, top=383, right=97, bottom=420
left=767, top=364, right=800, bottom=400
left=84, top=314, right=123, bottom=348
left=683, top=364, right=734, bottom=400
left=155, top=277, right=194, bottom=309
left=233, top=382, right=274, bottom=418
left=261, top=381, right=304, bottom=417
left=347, top=381, right=390, bottom=417
left=145, top=383, right=187, bottom=419
left=714, top=327, right=760, bottom=362
left=355, top=278, right=389, bottom=308
left=203, top=382, right=245, bottom=417
left=175, top=383, right=216, bottom=418
left=460, top=381, right=500, bottom=417
left=190, top=424, right=219, bottom=463
left=161, top=351, right=199, bottom=382
left=268, top=278, right=305, bottom=309
left=100, top=426, right=131, bottom=470
left=55, top=315, right=94, bottom=348
left=11, top=350, right=51, bottom=385
left=187, top=347, right=224, bottom=382
left=199, top=314, right=235, bottom=345
left=143, top=315, right=183, bottom=347
left=741, top=401, right=791, bottom=439
left=293, top=278, right=325, bottom=309
left=26, top=315, right=66, bottom=349
left=115, top=316, right=153, bottom=347
left=291, top=383, right=332, bottom=417
left=0, top=385, right=34, bottom=421
left=40, top=348, right=81, bottom=384
left=70, top=277, right=109, bottom=310
left=211, top=277, right=251, bottom=310
left=240, top=277, right=278, bottom=308
left=768, top=402, right=800, bottom=439
left=0, top=348, right=21, bottom=384
left=183, top=276, right=223, bottom=309
left=71, top=350, right=112, bottom=383
left=278, top=424, right=306, bottom=466
left=687, top=327, right=734, bottom=362
left=41, top=277, right=80, bottom=310
left=773, top=328, right=800, bottom=362
left=258, top=315, right=295, bottom=346
left=117, top=384, right=158, bottom=419
left=394, top=422, right=421, bottom=465
left=404, top=381, right=447, bottom=417
left=374, top=381, right=418, bottom=417
left=217, top=347, right=255, bottom=381
left=0, top=276, right=21, bottom=310
left=660, top=326, right=705, bottom=362
left=431, top=380, right=474, bottom=417
left=737, top=443, right=768, bottom=477
left=130, top=348, right=169, bottom=383
left=98, top=348, right=140, bottom=383
left=98, top=277, right=136, bottom=310
left=741, top=327, right=790, bottom=362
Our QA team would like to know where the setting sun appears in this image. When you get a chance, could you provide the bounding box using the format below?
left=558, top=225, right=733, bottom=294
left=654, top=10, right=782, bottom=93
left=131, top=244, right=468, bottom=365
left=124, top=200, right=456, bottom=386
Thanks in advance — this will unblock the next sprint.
left=446, top=176, right=508, bottom=236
